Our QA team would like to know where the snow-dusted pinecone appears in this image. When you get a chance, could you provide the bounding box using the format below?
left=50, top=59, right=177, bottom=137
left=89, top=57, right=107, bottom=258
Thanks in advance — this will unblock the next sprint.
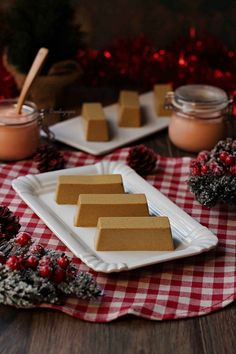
left=188, top=138, right=236, bottom=207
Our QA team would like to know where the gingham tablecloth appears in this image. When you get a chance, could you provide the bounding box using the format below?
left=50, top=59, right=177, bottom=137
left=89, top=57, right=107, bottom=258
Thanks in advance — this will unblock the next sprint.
left=0, top=148, right=235, bottom=322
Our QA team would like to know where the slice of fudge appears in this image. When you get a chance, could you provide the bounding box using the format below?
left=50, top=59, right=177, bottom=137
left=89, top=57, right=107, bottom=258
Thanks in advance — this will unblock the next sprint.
left=118, top=91, right=141, bottom=127
left=82, top=103, right=109, bottom=141
left=55, top=174, right=124, bottom=204
left=74, top=193, right=149, bottom=226
left=95, top=216, right=174, bottom=251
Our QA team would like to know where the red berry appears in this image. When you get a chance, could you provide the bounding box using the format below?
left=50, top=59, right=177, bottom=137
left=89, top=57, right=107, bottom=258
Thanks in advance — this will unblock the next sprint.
left=191, top=165, right=201, bottom=176
left=30, top=243, right=44, bottom=255
left=224, top=155, right=234, bottom=166
left=57, top=256, right=70, bottom=269
left=15, top=232, right=31, bottom=246
left=6, top=256, right=20, bottom=270
left=209, top=160, right=217, bottom=169
left=53, top=267, right=66, bottom=283
left=26, top=256, right=38, bottom=269
left=209, top=161, right=223, bottom=176
left=219, top=151, right=229, bottom=162
left=197, top=151, right=209, bottom=162
left=39, top=255, right=52, bottom=267
left=190, top=159, right=198, bottom=168
left=39, top=265, right=52, bottom=278
left=201, top=165, right=209, bottom=174
left=213, top=166, right=223, bottom=176
left=230, top=165, right=236, bottom=175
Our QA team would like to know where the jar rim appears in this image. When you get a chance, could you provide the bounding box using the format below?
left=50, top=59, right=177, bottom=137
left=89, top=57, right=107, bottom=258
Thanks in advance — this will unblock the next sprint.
left=173, top=111, right=225, bottom=121
left=0, top=99, right=38, bottom=126
left=169, top=84, right=230, bottom=115
left=175, top=84, right=228, bottom=104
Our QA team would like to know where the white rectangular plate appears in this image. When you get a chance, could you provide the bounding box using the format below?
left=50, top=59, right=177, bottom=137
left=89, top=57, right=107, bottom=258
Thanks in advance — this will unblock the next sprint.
left=47, top=92, right=170, bottom=155
left=12, top=162, right=218, bottom=273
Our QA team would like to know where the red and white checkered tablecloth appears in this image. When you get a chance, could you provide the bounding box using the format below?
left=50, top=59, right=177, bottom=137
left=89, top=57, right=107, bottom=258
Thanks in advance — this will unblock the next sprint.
left=0, top=148, right=235, bottom=322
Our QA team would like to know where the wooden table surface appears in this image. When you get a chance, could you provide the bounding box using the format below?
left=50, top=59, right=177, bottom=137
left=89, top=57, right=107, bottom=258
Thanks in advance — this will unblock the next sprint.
left=0, top=127, right=235, bottom=354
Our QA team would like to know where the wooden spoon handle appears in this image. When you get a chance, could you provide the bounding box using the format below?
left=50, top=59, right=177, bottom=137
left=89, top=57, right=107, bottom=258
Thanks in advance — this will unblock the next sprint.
left=15, top=47, right=49, bottom=114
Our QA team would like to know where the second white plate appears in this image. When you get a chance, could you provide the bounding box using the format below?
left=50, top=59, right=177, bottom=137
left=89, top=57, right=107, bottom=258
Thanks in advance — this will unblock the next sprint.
left=47, top=92, right=170, bottom=155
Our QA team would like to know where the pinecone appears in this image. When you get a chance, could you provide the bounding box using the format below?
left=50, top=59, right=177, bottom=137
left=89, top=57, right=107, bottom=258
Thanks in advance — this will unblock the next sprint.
left=33, top=144, right=65, bottom=173
left=188, top=138, right=236, bottom=207
left=0, top=206, right=21, bottom=240
left=127, top=144, right=158, bottom=175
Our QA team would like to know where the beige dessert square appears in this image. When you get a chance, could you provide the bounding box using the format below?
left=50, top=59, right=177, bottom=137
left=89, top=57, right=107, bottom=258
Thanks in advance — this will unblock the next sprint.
left=55, top=174, right=124, bottom=204
left=82, top=103, right=109, bottom=141
left=118, top=90, right=141, bottom=127
left=153, top=84, right=172, bottom=116
left=74, top=193, right=149, bottom=226
left=95, top=216, right=174, bottom=251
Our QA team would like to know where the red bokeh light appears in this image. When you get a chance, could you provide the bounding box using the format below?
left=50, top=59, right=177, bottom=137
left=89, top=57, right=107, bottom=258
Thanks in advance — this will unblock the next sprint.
left=103, top=51, right=111, bottom=59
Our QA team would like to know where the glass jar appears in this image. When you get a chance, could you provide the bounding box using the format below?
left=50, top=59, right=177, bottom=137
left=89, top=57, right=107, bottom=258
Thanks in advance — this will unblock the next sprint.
left=0, top=99, right=41, bottom=161
left=165, top=85, right=233, bottom=152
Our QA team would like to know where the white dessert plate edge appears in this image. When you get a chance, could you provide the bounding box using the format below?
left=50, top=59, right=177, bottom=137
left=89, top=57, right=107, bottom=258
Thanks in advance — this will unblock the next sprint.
left=12, top=161, right=218, bottom=273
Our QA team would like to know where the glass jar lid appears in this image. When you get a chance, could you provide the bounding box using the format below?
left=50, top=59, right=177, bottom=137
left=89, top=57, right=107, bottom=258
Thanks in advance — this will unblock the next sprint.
left=169, top=84, right=230, bottom=115
left=0, top=100, right=38, bottom=126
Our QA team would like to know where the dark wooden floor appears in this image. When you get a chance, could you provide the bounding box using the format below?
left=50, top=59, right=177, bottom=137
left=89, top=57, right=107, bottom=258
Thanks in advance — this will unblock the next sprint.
left=0, top=127, right=236, bottom=354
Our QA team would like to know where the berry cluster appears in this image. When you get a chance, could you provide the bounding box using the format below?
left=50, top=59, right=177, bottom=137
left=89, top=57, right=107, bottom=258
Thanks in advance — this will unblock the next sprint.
left=2, top=232, right=73, bottom=284
left=0, top=227, right=102, bottom=308
left=188, top=138, right=236, bottom=207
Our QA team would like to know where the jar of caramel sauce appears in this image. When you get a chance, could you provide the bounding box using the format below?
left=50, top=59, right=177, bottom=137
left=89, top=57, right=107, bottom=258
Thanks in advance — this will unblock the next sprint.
left=165, top=85, right=233, bottom=152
